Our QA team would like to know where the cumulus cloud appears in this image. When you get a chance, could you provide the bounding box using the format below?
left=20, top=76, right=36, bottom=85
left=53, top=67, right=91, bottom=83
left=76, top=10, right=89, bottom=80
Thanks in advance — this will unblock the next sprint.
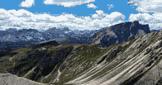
left=20, top=0, right=35, bottom=8
left=129, top=0, right=162, bottom=30
left=0, top=9, right=125, bottom=30
left=129, top=0, right=162, bottom=13
left=44, top=0, right=95, bottom=7
left=87, top=3, right=96, bottom=9
left=129, top=13, right=162, bottom=30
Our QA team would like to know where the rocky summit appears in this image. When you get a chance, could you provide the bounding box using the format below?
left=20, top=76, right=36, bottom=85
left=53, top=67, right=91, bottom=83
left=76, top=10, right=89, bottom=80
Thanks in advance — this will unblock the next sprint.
left=92, top=21, right=150, bottom=47
left=0, top=22, right=162, bottom=85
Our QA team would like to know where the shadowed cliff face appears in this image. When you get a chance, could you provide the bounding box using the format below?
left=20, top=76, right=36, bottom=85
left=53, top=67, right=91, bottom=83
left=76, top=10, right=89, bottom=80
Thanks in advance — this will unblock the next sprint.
left=92, top=21, right=150, bottom=47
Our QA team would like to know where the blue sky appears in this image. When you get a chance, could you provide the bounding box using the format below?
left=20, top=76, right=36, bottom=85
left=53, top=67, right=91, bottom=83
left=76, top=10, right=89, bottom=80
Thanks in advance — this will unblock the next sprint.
left=0, top=0, right=161, bottom=30
left=0, top=0, right=137, bottom=19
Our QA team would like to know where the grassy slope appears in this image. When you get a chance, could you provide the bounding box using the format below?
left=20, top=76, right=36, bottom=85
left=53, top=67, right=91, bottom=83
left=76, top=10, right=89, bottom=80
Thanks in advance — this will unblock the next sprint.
left=0, top=44, right=110, bottom=84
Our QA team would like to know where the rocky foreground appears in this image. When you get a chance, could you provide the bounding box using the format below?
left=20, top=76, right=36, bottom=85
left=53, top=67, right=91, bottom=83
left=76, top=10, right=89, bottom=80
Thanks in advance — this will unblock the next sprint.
left=0, top=73, right=44, bottom=85
left=67, top=31, right=162, bottom=85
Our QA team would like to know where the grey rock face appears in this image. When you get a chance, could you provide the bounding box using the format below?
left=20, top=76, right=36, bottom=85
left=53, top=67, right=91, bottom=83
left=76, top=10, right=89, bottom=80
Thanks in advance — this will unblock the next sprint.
left=67, top=31, right=162, bottom=85
left=0, top=73, right=45, bottom=85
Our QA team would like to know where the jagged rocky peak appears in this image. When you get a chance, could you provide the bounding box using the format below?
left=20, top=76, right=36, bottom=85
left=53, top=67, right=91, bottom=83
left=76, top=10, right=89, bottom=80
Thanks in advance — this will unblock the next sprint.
left=92, top=21, right=150, bottom=47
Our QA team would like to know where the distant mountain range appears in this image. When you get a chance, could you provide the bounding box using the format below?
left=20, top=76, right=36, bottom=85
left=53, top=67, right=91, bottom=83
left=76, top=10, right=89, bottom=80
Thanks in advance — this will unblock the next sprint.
left=0, top=27, right=96, bottom=50
left=0, top=21, right=150, bottom=49
left=0, top=27, right=95, bottom=43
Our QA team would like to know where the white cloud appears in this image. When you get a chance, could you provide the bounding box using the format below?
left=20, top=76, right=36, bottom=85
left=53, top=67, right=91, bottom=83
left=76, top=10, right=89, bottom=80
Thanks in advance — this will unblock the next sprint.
left=129, top=13, right=162, bottom=30
left=87, top=3, right=96, bottom=9
left=107, top=4, right=114, bottom=10
left=129, top=0, right=162, bottom=30
left=129, top=0, right=162, bottom=13
left=44, top=0, right=95, bottom=7
left=95, top=10, right=104, bottom=15
left=20, top=0, right=35, bottom=8
left=0, top=9, right=125, bottom=30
